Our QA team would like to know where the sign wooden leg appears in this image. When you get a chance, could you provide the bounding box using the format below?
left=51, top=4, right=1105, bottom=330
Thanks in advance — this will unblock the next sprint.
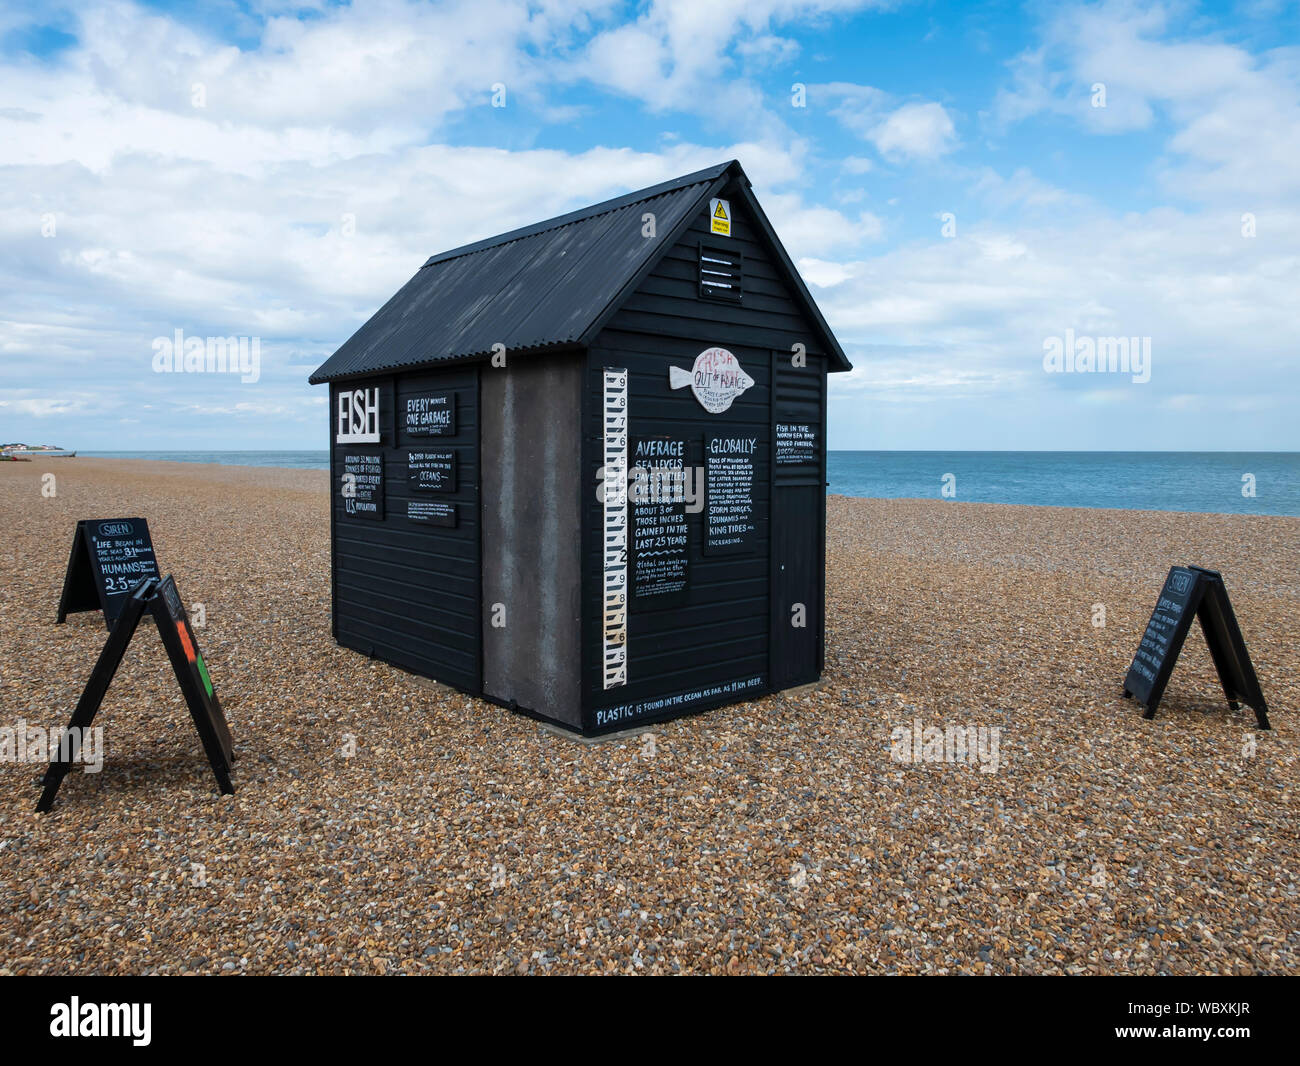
left=37, top=579, right=156, bottom=812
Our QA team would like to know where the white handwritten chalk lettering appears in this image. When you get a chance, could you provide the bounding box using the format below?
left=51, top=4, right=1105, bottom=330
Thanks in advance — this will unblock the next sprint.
left=404, top=393, right=455, bottom=435
left=594, top=675, right=765, bottom=727
left=629, top=438, right=691, bottom=597
left=341, top=453, right=383, bottom=517
left=707, top=436, right=758, bottom=455
left=668, top=347, right=755, bottom=413
left=775, top=423, right=817, bottom=464
left=705, top=436, right=758, bottom=550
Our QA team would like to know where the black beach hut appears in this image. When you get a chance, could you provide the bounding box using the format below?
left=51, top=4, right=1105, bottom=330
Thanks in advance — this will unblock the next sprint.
left=310, top=159, right=851, bottom=735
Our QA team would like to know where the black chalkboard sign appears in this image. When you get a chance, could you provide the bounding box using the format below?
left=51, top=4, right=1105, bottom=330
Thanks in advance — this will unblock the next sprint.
left=1123, top=566, right=1270, bottom=729
left=407, top=499, right=457, bottom=527
left=407, top=449, right=457, bottom=492
left=56, top=518, right=160, bottom=629
left=152, top=574, right=234, bottom=778
left=37, top=574, right=235, bottom=812
left=631, top=436, right=690, bottom=599
left=403, top=391, right=456, bottom=437
left=341, top=452, right=384, bottom=519
left=774, top=422, right=817, bottom=466
left=704, top=434, right=759, bottom=554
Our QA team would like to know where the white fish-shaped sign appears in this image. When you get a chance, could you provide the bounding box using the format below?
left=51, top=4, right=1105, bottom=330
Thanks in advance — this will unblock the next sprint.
left=668, top=347, right=754, bottom=414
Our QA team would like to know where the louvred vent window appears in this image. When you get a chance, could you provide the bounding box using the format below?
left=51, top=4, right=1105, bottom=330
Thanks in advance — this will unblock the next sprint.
left=698, top=242, right=743, bottom=302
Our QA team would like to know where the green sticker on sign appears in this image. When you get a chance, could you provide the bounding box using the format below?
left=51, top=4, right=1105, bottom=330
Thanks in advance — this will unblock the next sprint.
left=196, top=654, right=214, bottom=698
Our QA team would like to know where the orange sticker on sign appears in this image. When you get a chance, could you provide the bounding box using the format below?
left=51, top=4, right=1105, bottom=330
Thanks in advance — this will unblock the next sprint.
left=176, top=620, right=196, bottom=663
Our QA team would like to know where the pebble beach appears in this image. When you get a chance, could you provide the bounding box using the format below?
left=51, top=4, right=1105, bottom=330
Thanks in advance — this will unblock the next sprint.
left=0, top=458, right=1296, bottom=975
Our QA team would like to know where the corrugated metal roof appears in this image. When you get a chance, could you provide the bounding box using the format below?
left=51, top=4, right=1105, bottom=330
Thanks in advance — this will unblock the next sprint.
left=309, top=162, right=735, bottom=384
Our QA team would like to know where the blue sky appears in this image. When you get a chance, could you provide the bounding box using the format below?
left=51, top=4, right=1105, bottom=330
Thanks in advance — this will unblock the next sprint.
left=1, top=0, right=1297, bottom=450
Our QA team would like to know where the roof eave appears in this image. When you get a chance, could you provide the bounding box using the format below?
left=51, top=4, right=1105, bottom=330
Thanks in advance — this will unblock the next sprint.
left=308, top=340, right=588, bottom=385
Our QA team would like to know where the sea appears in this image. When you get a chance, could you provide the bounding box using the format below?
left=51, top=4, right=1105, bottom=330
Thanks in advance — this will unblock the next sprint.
left=81, top=450, right=1300, bottom=516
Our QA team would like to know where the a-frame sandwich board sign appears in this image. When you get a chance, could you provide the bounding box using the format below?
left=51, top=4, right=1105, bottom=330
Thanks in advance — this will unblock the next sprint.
left=37, top=574, right=234, bottom=813
left=56, top=518, right=160, bottom=630
left=151, top=573, right=234, bottom=785
left=1123, top=565, right=1270, bottom=730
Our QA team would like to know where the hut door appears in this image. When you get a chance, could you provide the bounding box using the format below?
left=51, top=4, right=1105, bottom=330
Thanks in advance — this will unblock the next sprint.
left=770, top=484, right=819, bottom=688
left=769, top=350, right=823, bottom=690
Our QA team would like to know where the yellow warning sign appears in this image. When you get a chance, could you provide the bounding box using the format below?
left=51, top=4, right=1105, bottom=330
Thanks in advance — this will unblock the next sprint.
left=709, top=197, right=731, bottom=237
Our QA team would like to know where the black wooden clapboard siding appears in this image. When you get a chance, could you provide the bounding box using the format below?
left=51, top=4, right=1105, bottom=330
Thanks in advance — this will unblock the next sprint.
left=581, top=334, right=773, bottom=716
left=773, top=353, right=825, bottom=471
left=581, top=188, right=826, bottom=729
left=770, top=350, right=827, bottom=686
left=330, top=366, right=481, bottom=693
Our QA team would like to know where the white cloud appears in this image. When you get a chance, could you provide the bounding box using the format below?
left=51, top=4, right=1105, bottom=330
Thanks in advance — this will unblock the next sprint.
left=762, top=193, right=884, bottom=254
left=992, top=0, right=1300, bottom=204
left=0, top=0, right=614, bottom=177
left=0, top=5, right=863, bottom=445
left=0, top=394, right=93, bottom=417
left=867, top=101, right=957, bottom=160
left=798, top=257, right=855, bottom=287
left=818, top=204, right=1300, bottom=428
left=821, top=82, right=958, bottom=161
left=970, top=166, right=1091, bottom=214
left=579, top=0, right=884, bottom=113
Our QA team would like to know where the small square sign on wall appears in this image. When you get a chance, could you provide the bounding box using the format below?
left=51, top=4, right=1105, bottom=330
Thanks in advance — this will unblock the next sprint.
left=709, top=198, right=731, bottom=236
